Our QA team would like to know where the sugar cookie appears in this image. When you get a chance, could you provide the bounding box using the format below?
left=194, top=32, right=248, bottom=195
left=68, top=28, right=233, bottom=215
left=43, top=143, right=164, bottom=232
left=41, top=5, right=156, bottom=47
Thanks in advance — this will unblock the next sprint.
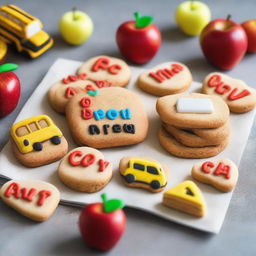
left=163, top=180, right=206, bottom=217
left=0, top=180, right=60, bottom=221
left=119, top=156, right=168, bottom=193
left=191, top=158, right=238, bottom=192
left=58, top=147, right=112, bottom=193
left=137, top=62, right=192, bottom=96
left=158, top=126, right=229, bottom=159
left=202, top=72, right=256, bottom=113
left=65, top=88, right=148, bottom=148
left=10, top=115, right=68, bottom=167
left=156, top=93, right=230, bottom=129
left=77, top=56, right=131, bottom=87
left=48, top=73, right=111, bottom=113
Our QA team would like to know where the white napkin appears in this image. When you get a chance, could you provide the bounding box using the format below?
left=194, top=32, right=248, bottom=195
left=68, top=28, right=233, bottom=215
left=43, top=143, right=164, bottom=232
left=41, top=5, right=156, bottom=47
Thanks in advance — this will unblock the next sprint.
left=0, top=58, right=255, bottom=233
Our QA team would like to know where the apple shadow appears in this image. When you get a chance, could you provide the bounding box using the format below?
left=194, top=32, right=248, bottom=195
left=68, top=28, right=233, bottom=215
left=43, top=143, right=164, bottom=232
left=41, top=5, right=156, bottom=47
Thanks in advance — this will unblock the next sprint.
left=161, top=26, right=192, bottom=43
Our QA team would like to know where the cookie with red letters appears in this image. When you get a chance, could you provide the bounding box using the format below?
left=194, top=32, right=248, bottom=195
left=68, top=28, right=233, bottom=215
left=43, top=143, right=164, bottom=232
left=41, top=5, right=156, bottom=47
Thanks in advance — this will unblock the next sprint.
left=137, top=62, right=192, bottom=96
left=10, top=115, right=68, bottom=167
left=48, top=73, right=112, bottom=113
left=65, top=87, right=148, bottom=148
left=0, top=180, right=60, bottom=221
left=77, top=56, right=131, bottom=87
left=58, top=147, right=112, bottom=193
left=202, top=72, right=256, bottom=113
left=191, top=158, right=238, bottom=192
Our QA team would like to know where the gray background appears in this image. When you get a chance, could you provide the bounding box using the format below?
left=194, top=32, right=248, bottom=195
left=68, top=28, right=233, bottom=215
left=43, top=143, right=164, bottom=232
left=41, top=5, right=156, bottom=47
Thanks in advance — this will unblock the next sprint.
left=0, top=0, right=256, bottom=255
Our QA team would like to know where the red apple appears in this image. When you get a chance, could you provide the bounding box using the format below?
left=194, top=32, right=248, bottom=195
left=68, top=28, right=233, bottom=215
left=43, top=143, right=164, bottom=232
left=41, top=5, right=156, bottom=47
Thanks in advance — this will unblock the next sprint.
left=241, top=20, right=256, bottom=53
left=0, top=63, right=20, bottom=117
left=79, top=193, right=126, bottom=251
left=116, top=12, right=161, bottom=64
left=200, top=15, right=248, bottom=70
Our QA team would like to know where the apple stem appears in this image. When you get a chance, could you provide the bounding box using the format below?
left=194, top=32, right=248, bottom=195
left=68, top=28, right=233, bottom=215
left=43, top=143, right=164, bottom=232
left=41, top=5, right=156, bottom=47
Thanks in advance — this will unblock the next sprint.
left=101, top=193, right=107, bottom=206
left=226, top=14, right=231, bottom=21
left=0, top=63, right=18, bottom=73
left=72, top=7, right=78, bottom=21
left=134, top=11, right=140, bottom=28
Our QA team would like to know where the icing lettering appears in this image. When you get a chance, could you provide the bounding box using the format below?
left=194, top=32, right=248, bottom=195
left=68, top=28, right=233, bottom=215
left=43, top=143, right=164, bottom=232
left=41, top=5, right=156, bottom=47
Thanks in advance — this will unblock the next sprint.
left=62, top=73, right=87, bottom=84
left=89, top=124, right=135, bottom=135
left=65, top=87, right=77, bottom=99
left=4, top=182, right=51, bottom=206
left=98, top=159, right=110, bottom=172
left=95, top=80, right=112, bottom=88
left=80, top=97, right=91, bottom=108
left=91, top=57, right=122, bottom=75
left=81, top=108, right=93, bottom=120
left=201, top=161, right=215, bottom=173
left=93, top=108, right=131, bottom=121
left=149, top=63, right=183, bottom=83
left=207, top=74, right=251, bottom=101
left=68, top=151, right=109, bottom=172
left=37, top=190, right=52, bottom=206
left=213, top=163, right=231, bottom=179
left=201, top=161, right=231, bottom=179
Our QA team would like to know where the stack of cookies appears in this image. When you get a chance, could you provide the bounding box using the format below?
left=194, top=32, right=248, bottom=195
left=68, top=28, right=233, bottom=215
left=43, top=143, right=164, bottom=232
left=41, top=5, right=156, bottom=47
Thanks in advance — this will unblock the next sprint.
left=156, top=93, right=230, bottom=158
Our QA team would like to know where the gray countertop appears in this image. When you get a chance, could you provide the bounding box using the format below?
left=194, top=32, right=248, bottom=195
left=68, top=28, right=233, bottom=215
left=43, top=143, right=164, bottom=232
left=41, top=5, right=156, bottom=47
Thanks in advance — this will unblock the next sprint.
left=0, top=0, right=256, bottom=255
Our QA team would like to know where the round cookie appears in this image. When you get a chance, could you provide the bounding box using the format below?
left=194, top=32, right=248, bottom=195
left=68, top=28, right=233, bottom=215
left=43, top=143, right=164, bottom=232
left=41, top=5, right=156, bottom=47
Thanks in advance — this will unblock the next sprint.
left=137, top=62, right=192, bottom=96
left=77, top=56, right=131, bottom=87
left=156, top=93, right=230, bottom=129
left=191, top=158, right=238, bottom=192
left=48, top=73, right=111, bottom=114
left=0, top=40, right=7, bottom=63
left=58, top=147, right=112, bottom=193
left=202, top=72, right=256, bottom=113
left=158, top=126, right=229, bottom=159
left=162, top=121, right=231, bottom=147
left=65, top=87, right=149, bottom=148
left=0, top=180, right=60, bottom=222
left=10, top=115, right=68, bottom=167
left=119, top=156, right=169, bottom=193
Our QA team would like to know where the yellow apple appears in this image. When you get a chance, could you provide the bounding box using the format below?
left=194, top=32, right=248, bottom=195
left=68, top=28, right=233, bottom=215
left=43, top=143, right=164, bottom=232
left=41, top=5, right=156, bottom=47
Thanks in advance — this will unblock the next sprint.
left=176, top=1, right=211, bottom=36
left=59, top=9, right=93, bottom=45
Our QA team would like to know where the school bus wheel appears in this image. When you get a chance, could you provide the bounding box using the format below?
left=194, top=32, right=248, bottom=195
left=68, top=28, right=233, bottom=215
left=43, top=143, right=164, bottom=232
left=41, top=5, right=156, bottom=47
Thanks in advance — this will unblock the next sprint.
left=50, top=136, right=61, bottom=145
left=150, top=180, right=160, bottom=190
left=125, top=174, right=135, bottom=183
left=33, top=142, right=43, bottom=151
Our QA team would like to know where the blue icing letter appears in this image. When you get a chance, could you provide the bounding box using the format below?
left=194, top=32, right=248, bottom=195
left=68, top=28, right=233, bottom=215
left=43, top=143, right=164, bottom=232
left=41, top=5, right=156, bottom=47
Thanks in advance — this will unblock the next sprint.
left=106, top=109, right=119, bottom=120
left=93, top=109, right=105, bottom=120
left=120, top=109, right=131, bottom=119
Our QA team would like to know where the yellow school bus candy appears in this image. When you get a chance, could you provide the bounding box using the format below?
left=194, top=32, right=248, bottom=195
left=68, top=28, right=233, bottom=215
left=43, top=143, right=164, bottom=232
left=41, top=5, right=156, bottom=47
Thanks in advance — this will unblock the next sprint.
left=10, top=115, right=62, bottom=154
left=0, top=5, right=53, bottom=58
left=163, top=180, right=206, bottom=217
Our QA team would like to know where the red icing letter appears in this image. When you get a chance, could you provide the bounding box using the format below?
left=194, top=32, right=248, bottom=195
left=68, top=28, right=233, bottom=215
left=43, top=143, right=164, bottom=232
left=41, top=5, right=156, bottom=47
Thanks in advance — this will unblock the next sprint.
left=81, top=108, right=93, bottom=120
left=95, top=80, right=111, bottom=88
left=228, top=88, right=251, bottom=101
left=92, top=57, right=110, bottom=72
left=65, top=87, right=77, bottom=99
left=37, top=190, right=52, bottom=206
left=108, top=64, right=122, bottom=74
left=85, top=85, right=96, bottom=91
left=21, top=188, right=37, bottom=202
left=172, top=63, right=183, bottom=73
left=208, top=74, right=222, bottom=87
left=81, top=153, right=96, bottom=167
left=68, top=150, right=83, bottom=166
left=213, top=163, right=231, bottom=179
left=78, top=73, right=87, bottom=80
left=4, top=182, right=21, bottom=198
left=80, top=97, right=91, bottom=108
left=98, top=159, right=110, bottom=172
left=201, top=161, right=215, bottom=174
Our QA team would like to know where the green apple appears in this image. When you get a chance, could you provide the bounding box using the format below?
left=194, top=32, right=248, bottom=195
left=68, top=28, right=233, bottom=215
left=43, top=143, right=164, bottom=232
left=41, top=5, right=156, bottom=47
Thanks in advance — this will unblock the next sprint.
left=59, top=8, right=93, bottom=45
left=176, top=1, right=211, bottom=36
